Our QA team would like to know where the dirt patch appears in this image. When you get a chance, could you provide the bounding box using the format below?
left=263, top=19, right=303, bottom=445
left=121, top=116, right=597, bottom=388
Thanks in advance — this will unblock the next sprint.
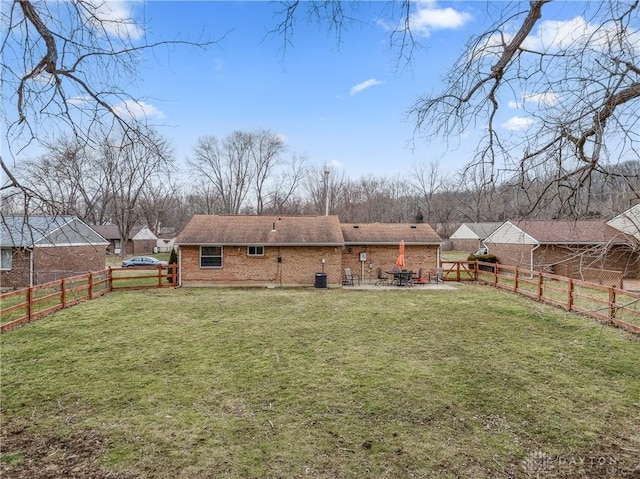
left=0, top=421, right=136, bottom=479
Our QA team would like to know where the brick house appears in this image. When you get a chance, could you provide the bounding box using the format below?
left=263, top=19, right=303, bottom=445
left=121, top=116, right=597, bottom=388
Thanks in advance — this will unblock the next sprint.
left=484, top=220, right=640, bottom=280
left=175, top=215, right=444, bottom=287
left=175, top=215, right=345, bottom=287
left=1, top=216, right=109, bottom=289
left=340, top=223, right=443, bottom=283
left=91, top=224, right=158, bottom=255
left=449, top=222, right=502, bottom=252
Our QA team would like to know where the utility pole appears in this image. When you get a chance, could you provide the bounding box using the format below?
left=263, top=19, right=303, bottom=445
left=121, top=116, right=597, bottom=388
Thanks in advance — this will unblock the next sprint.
left=323, top=163, right=330, bottom=216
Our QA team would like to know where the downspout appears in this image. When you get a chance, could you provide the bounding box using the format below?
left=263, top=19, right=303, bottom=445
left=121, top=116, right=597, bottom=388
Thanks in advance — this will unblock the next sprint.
left=178, top=247, right=182, bottom=287
left=530, top=243, right=540, bottom=278
left=29, top=247, right=34, bottom=287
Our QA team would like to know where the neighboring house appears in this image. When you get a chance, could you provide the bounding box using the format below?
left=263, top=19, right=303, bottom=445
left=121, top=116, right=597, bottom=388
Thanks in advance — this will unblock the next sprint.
left=0, top=216, right=108, bottom=289
left=484, top=220, right=639, bottom=280
left=156, top=226, right=177, bottom=253
left=91, top=225, right=158, bottom=255
left=175, top=215, right=345, bottom=287
left=341, top=223, right=443, bottom=282
left=449, top=222, right=503, bottom=252
left=607, top=204, right=640, bottom=241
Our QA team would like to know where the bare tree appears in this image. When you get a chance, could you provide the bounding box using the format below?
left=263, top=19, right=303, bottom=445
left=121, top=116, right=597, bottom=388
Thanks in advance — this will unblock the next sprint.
left=1, top=0, right=213, bottom=207
left=409, top=160, right=450, bottom=223
left=17, top=136, right=111, bottom=223
left=188, top=130, right=291, bottom=215
left=262, top=153, right=310, bottom=214
left=409, top=0, right=640, bottom=218
left=98, top=129, right=174, bottom=255
left=251, top=130, right=286, bottom=215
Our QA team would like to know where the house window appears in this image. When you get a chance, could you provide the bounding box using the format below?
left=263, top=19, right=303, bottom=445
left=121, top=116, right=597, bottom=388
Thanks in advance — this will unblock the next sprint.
left=0, top=248, right=12, bottom=270
left=247, top=246, right=264, bottom=256
left=200, top=246, right=223, bottom=268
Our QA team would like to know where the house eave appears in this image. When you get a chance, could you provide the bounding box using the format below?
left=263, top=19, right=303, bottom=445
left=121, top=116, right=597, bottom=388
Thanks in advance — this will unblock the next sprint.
left=176, top=242, right=344, bottom=247
left=343, top=241, right=443, bottom=246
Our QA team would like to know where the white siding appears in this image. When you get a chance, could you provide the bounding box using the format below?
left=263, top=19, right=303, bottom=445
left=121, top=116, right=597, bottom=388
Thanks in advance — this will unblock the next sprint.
left=485, top=222, right=538, bottom=245
left=450, top=224, right=480, bottom=240
left=132, top=227, right=158, bottom=241
left=607, top=204, right=640, bottom=240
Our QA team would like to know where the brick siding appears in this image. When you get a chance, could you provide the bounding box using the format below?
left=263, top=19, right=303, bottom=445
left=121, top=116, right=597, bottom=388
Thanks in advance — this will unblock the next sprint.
left=133, top=239, right=156, bottom=255
left=341, top=245, right=439, bottom=283
left=0, top=248, right=31, bottom=289
left=487, top=242, right=640, bottom=278
left=33, top=245, right=106, bottom=284
left=180, top=245, right=343, bottom=287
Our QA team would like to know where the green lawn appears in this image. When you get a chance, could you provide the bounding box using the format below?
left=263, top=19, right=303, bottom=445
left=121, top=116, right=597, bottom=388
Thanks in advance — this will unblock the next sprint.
left=1, top=285, right=639, bottom=478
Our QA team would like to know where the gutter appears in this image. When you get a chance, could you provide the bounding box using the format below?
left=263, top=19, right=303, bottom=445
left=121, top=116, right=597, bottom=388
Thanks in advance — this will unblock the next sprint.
left=530, top=243, right=540, bottom=278
left=28, top=247, right=34, bottom=288
left=175, top=242, right=345, bottom=247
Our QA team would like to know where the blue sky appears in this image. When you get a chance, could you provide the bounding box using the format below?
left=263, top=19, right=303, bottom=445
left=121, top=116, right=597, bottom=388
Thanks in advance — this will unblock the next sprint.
left=5, top=1, right=624, bottom=181
left=125, top=0, right=488, bottom=178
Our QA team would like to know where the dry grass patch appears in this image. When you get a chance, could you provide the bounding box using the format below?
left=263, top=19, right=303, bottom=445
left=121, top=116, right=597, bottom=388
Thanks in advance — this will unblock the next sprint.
left=2, top=285, right=639, bottom=478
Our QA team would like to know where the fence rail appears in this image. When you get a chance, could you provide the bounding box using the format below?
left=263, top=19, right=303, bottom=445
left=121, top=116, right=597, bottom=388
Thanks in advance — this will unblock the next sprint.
left=3, top=262, right=638, bottom=335
left=440, top=260, right=640, bottom=335
left=1, top=265, right=177, bottom=333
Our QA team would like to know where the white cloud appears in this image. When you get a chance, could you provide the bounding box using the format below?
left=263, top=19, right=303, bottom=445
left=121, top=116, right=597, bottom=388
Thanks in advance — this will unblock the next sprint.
left=509, top=92, right=558, bottom=109
left=84, top=0, right=144, bottom=41
left=112, top=100, right=164, bottom=120
left=326, top=159, right=342, bottom=169
left=523, top=16, right=639, bottom=54
left=523, top=16, right=595, bottom=52
left=409, top=0, right=472, bottom=37
left=349, top=79, right=383, bottom=96
left=523, top=92, right=558, bottom=106
left=502, top=116, right=534, bottom=131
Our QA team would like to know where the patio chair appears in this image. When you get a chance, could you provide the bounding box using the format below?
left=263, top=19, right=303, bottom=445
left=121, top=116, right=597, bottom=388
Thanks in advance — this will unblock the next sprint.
left=413, top=268, right=426, bottom=284
left=342, top=267, right=360, bottom=286
left=375, top=267, right=390, bottom=286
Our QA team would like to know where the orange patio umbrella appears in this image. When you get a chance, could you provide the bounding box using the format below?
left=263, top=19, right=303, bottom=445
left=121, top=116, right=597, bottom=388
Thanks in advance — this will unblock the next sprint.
left=395, top=240, right=405, bottom=269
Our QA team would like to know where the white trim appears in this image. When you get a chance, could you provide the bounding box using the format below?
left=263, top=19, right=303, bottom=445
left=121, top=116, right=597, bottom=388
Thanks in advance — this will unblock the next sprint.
left=247, top=245, right=265, bottom=256
left=34, top=242, right=109, bottom=248
left=200, top=245, right=223, bottom=268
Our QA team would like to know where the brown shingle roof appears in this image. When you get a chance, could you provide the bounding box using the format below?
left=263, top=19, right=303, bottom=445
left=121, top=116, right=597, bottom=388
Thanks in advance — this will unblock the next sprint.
left=175, top=215, right=344, bottom=245
left=341, top=223, right=442, bottom=245
left=514, top=220, right=636, bottom=244
left=91, top=224, right=143, bottom=240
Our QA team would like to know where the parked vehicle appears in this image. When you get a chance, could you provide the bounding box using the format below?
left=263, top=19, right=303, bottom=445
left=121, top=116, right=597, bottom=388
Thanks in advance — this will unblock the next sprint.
left=473, top=247, right=489, bottom=255
left=122, top=256, right=168, bottom=268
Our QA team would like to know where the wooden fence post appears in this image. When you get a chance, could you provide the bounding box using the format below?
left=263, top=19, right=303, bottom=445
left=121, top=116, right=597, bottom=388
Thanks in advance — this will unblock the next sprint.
left=567, top=278, right=574, bottom=311
left=157, top=265, right=162, bottom=288
left=88, top=272, right=93, bottom=299
left=514, top=267, right=519, bottom=292
left=61, top=278, right=67, bottom=308
left=26, top=286, right=33, bottom=322
left=108, top=267, right=113, bottom=292
left=608, top=287, right=616, bottom=320
left=171, top=264, right=178, bottom=285
left=493, top=264, right=498, bottom=287
left=537, top=273, right=543, bottom=300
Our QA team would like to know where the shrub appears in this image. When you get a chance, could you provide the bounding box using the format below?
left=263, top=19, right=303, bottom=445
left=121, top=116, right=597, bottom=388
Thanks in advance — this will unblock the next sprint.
left=168, top=248, right=178, bottom=283
left=467, top=254, right=498, bottom=271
